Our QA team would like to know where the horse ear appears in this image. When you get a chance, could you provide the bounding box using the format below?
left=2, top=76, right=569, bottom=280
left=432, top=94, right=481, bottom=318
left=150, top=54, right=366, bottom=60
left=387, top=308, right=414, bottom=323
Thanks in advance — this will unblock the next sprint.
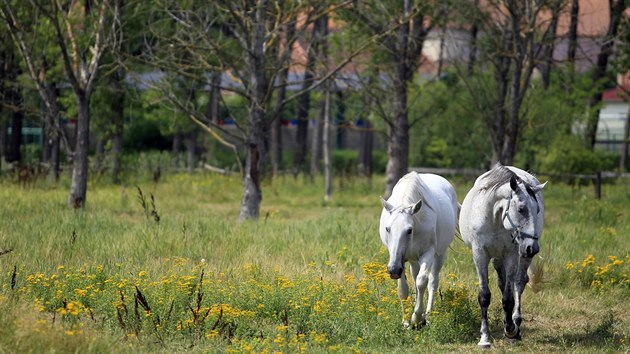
left=411, top=200, right=423, bottom=215
left=381, top=198, right=394, bottom=213
left=510, top=176, right=518, bottom=191
left=533, top=181, right=548, bottom=191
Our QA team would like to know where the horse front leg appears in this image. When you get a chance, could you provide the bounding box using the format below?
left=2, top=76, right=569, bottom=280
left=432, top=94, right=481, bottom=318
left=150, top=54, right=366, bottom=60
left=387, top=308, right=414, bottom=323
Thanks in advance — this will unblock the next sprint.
left=426, top=252, right=446, bottom=317
left=397, top=270, right=410, bottom=328
left=501, top=257, right=519, bottom=340
left=512, top=257, right=532, bottom=337
left=410, top=247, right=435, bottom=327
left=473, top=248, right=492, bottom=348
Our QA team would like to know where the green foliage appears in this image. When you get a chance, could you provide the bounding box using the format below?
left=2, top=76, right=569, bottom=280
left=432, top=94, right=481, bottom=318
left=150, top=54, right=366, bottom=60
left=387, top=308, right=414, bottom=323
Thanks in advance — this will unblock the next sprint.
left=408, top=74, right=490, bottom=168
left=372, top=150, right=388, bottom=174
left=539, top=134, right=619, bottom=176
left=123, top=115, right=171, bottom=151
left=332, top=149, right=358, bottom=175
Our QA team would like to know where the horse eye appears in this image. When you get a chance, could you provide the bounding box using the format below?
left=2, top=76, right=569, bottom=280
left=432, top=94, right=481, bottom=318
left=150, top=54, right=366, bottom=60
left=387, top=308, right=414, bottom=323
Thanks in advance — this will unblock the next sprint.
left=385, top=227, right=391, bottom=233
left=406, top=228, right=412, bottom=235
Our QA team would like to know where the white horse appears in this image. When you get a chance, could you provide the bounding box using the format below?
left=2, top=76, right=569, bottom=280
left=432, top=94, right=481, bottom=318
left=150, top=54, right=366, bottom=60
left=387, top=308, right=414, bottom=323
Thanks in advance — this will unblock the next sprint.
left=459, top=164, right=546, bottom=348
left=379, top=171, right=458, bottom=327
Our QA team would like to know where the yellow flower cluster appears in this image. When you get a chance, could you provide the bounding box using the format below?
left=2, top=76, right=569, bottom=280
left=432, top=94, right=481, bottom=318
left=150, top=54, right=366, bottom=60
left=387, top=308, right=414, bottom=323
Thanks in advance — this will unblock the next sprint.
left=361, top=261, right=390, bottom=283
left=10, top=256, right=474, bottom=352
left=566, top=254, right=630, bottom=290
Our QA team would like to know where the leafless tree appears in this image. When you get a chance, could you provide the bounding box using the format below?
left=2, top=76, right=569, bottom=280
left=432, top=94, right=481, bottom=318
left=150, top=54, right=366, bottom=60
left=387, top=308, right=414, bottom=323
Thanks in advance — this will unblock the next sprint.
left=2, top=0, right=117, bottom=207
left=460, top=0, right=564, bottom=165
left=341, top=0, right=439, bottom=198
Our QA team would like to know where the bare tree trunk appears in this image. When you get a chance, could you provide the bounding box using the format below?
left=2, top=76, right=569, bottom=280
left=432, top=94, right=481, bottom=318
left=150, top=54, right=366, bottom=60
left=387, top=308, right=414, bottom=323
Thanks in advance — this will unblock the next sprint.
left=384, top=4, right=411, bottom=199
left=172, top=127, right=183, bottom=170
left=467, top=0, right=479, bottom=77
left=50, top=132, right=60, bottom=181
left=490, top=33, right=511, bottom=165
left=67, top=92, right=90, bottom=209
left=585, top=0, right=625, bottom=149
left=621, top=108, right=630, bottom=171
left=239, top=0, right=267, bottom=221
left=566, top=0, right=580, bottom=92
left=43, top=118, right=51, bottom=163
left=206, top=71, right=221, bottom=124
left=94, top=135, right=106, bottom=173
left=0, top=119, right=6, bottom=173
left=384, top=76, right=410, bottom=198
left=186, top=129, right=197, bottom=173
left=45, top=83, right=62, bottom=181
left=323, top=85, right=332, bottom=201
left=358, top=118, right=373, bottom=178
left=270, top=97, right=284, bottom=177
left=269, top=23, right=296, bottom=178
left=6, top=98, right=23, bottom=164
left=294, top=83, right=312, bottom=175
left=310, top=102, right=323, bottom=176
left=541, top=6, right=560, bottom=90
left=294, top=15, right=321, bottom=176
left=110, top=68, right=125, bottom=184
left=382, top=0, right=427, bottom=199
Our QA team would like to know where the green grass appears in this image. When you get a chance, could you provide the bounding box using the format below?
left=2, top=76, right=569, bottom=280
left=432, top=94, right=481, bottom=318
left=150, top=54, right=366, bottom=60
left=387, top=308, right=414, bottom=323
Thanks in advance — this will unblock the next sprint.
left=0, top=172, right=628, bottom=353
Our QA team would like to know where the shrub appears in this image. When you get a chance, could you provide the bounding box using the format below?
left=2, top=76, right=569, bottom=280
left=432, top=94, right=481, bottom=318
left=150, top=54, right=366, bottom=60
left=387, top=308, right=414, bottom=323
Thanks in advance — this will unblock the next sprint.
left=332, top=150, right=358, bottom=175
left=539, top=134, right=619, bottom=178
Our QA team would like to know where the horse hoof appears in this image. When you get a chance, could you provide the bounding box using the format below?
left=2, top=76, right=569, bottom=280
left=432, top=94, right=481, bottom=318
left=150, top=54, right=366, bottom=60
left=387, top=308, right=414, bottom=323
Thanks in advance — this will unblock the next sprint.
left=477, top=341, right=491, bottom=349
left=402, top=321, right=410, bottom=329
left=504, top=327, right=521, bottom=341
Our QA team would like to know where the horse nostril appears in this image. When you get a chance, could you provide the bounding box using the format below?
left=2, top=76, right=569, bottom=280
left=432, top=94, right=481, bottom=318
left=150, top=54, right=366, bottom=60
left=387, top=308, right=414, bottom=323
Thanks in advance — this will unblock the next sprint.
left=388, top=266, right=403, bottom=279
left=525, top=245, right=536, bottom=258
left=525, top=244, right=539, bottom=258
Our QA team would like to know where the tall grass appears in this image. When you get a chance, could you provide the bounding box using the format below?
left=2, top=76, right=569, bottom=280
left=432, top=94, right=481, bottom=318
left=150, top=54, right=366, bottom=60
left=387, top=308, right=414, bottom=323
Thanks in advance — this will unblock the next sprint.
left=0, top=171, right=628, bottom=353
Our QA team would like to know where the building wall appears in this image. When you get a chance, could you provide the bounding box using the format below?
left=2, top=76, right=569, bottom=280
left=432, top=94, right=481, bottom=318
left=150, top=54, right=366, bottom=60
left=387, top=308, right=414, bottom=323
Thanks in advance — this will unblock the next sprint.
left=597, top=101, right=628, bottom=151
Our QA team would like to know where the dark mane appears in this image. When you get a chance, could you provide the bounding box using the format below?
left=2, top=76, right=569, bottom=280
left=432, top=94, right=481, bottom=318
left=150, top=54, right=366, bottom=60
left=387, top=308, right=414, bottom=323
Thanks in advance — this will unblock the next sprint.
left=478, top=163, right=519, bottom=191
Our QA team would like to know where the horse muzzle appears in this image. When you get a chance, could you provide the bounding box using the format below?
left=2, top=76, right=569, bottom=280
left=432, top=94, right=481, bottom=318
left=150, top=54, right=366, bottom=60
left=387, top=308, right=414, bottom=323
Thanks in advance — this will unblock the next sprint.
left=518, top=239, right=539, bottom=258
left=387, top=265, right=404, bottom=279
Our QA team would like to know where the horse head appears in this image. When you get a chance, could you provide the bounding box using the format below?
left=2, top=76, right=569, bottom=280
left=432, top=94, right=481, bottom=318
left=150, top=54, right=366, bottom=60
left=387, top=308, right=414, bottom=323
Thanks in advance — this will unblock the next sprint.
left=380, top=198, right=422, bottom=279
left=501, top=176, right=546, bottom=258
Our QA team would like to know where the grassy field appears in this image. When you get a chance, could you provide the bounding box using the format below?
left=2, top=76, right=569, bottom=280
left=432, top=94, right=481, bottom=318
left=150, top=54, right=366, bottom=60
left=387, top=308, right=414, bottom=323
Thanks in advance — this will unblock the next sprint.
left=0, top=171, right=628, bottom=353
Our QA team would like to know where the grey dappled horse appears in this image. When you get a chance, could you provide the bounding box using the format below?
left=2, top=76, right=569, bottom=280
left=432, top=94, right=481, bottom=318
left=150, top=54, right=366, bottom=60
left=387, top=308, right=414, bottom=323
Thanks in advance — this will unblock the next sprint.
left=459, top=164, right=546, bottom=348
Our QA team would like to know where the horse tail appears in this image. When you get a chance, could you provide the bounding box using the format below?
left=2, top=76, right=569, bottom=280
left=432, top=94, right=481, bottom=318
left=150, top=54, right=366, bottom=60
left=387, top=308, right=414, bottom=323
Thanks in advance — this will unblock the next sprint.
left=454, top=203, right=464, bottom=242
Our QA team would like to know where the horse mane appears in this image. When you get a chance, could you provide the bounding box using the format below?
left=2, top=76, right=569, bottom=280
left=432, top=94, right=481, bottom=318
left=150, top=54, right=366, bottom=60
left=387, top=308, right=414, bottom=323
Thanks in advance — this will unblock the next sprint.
left=392, top=172, right=431, bottom=208
left=477, top=163, right=518, bottom=192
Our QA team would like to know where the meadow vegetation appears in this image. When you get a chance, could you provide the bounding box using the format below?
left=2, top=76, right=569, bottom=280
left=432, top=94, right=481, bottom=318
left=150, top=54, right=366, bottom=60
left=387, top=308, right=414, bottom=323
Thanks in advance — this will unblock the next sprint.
left=0, top=171, right=628, bottom=353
